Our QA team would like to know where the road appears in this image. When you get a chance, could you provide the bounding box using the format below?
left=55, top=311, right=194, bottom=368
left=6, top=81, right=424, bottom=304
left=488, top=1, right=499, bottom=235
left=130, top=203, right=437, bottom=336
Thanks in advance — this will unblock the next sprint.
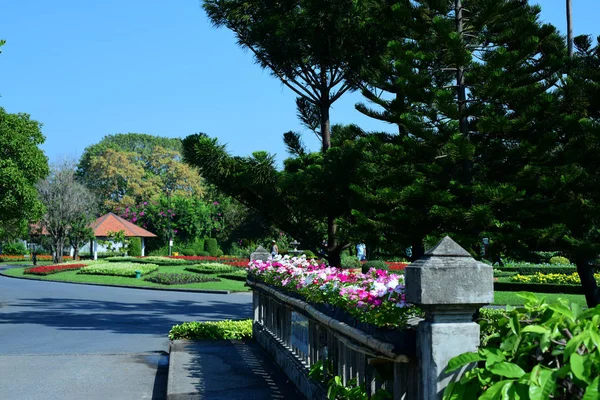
left=0, top=268, right=252, bottom=399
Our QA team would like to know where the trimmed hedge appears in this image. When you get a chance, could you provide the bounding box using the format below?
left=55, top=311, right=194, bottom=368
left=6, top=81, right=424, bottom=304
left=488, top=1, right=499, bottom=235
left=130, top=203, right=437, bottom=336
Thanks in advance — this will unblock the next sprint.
left=493, top=281, right=584, bottom=294
left=218, top=270, right=247, bottom=282
left=128, top=237, right=142, bottom=257
left=78, top=262, right=159, bottom=277
left=185, top=263, right=237, bottom=274
left=168, top=319, right=252, bottom=340
left=496, top=265, right=577, bottom=275
left=361, top=260, right=388, bottom=273
left=144, top=273, right=219, bottom=285
left=205, top=238, right=218, bottom=257
left=105, top=256, right=191, bottom=266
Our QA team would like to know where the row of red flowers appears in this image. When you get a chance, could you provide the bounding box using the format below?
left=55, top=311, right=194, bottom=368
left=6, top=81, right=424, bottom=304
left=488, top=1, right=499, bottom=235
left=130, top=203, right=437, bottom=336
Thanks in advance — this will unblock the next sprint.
left=169, top=255, right=247, bottom=262
left=24, top=264, right=86, bottom=276
left=386, top=262, right=409, bottom=271
left=0, top=255, right=73, bottom=262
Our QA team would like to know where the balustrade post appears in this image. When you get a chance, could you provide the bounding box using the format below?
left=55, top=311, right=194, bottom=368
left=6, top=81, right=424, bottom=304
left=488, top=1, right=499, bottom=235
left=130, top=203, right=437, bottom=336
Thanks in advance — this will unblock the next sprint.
left=405, top=236, right=493, bottom=399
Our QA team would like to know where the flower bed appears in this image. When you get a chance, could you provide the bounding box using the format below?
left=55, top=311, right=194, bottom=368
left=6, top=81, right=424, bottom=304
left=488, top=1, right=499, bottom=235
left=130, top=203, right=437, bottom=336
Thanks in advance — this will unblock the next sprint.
left=24, top=263, right=87, bottom=276
left=78, top=262, right=158, bottom=277
left=511, top=272, right=600, bottom=285
left=0, top=255, right=72, bottom=262
left=386, top=262, right=409, bottom=271
left=247, top=255, right=419, bottom=328
left=185, top=263, right=237, bottom=274
left=144, top=273, right=219, bottom=285
left=170, top=255, right=246, bottom=264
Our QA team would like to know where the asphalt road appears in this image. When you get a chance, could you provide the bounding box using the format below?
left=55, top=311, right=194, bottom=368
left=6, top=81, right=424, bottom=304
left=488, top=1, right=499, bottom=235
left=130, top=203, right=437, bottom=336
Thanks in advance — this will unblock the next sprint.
left=0, top=268, right=253, bottom=399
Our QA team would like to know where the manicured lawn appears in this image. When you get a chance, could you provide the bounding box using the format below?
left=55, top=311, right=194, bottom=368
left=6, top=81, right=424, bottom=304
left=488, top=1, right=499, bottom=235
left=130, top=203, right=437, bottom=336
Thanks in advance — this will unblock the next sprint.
left=2, top=264, right=249, bottom=292
left=493, top=291, right=587, bottom=307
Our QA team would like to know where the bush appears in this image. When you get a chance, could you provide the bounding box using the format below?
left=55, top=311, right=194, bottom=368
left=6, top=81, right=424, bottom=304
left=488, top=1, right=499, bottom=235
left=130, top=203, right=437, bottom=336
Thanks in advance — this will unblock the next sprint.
left=181, top=248, right=196, bottom=256
left=494, top=281, right=584, bottom=294
left=2, top=241, right=27, bottom=255
left=444, top=293, right=600, bottom=399
left=106, top=256, right=135, bottom=263
left=185, top=264, right=237, bottom=274
left=510, top=271, right=600, bottom=285
left=492, top=269, right=519, bottom=278
left=148, top=246, right=169, bottom=256
left=303, top=250, right=316, bottom=258
left=78, top=262, right=158, bottom=277
left=215, top=249, right=224, bottom=257
left=340, top=254, right=361, bottom=269
left=497, top=262, right=576, bottom=275
left=476, top=308, right=507, bottom=346
left=205, top=238, right=219, bottom=257
left=193, top=239, right=204, bottom=255
left=549, top=255, right=571, bottom=265
left=361, top=260, right=388, bottom=273
left=144, top=273, right=219, bottom=285
left=196, top=251, right=210, bottom=257
left=218, top=270, right=247, bottom=281
left=168, top=319, right=252, bottom=340
left=128, top=237, right=142, bottom=257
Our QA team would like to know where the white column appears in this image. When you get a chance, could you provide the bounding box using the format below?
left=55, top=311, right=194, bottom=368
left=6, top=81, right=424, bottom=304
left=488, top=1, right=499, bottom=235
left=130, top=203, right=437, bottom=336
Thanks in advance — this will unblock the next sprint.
left=93, top=240, right=98, bottom=261
left=141, top=237, right=145, bottom=257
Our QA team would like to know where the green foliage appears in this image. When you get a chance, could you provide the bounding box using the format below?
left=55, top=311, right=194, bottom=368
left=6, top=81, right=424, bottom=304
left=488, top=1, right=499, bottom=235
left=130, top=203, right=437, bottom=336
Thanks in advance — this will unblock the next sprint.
left=148, top=246, right=169, bottom=256
left=181, top=248, right=195, bottom=256
left=303, top=250, right=316, bottom=258
left=185, top=264, right=237, bottom=274
left=218, top=270, right=247, bottom=281
left=550, top=256, right=571, bottom=265
left=192, top=238, right=204, bottom=255
left=477, top=308, right=508, bottom=346
left=101, top=230, right=129, bottom=255
left=498, top=262, right=577, bottom=275
left=128, top=237, right=142, bottom=257
left=78, top=262, right=158, bottom=277
left=205, top=238, right=218, bottom=257
left=0, top=107, right=49, bottom=223
left=444, top=293, right=600, bottom=399
left=196, top=251, right=210, bottom=257
left=144, top=273, right=219, bottom=285
left=215, top=249, right=224, bottom=257
left=494, top=281, right=585, bottom=295
left=362, top=260, right=388, bottom=273
left=168, top=319, right=252, bottom=340
left=340, top=254, right=361, bottom=269
left=106, top=256, right=191, bottom=266
left=1, top=241, right=27, bottom=255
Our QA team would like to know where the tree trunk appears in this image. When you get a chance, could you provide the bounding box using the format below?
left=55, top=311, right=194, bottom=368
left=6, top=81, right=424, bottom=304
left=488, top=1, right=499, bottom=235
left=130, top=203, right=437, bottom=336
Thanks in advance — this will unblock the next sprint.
left=73, top=245, right=80, bottom=261
left=566, top=0, right=573, bottom=58
left=53, top=238, right=64, bottom=264
left=575, top=257, right=600, bottom=307
left=411, top=239, right=425, bottom=262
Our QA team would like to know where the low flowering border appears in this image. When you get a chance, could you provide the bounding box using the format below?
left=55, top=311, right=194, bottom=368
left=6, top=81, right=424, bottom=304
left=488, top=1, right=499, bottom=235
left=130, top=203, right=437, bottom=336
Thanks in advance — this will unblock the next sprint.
left=247, top=255, right=420, bottom=329
left=24, top=263, right=87, bottom=275
left=0, top=255, right=73, bottom=262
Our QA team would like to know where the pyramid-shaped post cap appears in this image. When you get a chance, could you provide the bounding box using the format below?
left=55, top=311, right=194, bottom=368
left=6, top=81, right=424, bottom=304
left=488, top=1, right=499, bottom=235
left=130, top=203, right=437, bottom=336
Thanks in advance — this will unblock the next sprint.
left=250, top=245, right=270, bottom=262
left=405, top=236, right=493, bottom=306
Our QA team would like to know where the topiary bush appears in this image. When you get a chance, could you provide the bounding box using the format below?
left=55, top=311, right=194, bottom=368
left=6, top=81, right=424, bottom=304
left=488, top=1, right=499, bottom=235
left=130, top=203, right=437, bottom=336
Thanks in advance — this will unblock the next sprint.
left=205, top=238, right=218, bottom=256
left=215, top=249, right=224, bottom=257
left=2, top=241, right=28, bottom=255
left=196, top=251, right=210, bottom=257
left=193, top=239, right=204, bottom=255
left=181, top=248, right=196, bottom=256
left=361, top=260, right=389, bottom=273
left=168, top=319, right=252, bottom=340
left=148, top=246, right=169, bottom=256
left=128, top=237, right=142, bottom=257
left=340, top=254, right=361, bottom=269
left=185, top=264, right=237, bottom=274
left=144, top=273, right=219, bottom=285
left=549, top=255, right=571, bottom=265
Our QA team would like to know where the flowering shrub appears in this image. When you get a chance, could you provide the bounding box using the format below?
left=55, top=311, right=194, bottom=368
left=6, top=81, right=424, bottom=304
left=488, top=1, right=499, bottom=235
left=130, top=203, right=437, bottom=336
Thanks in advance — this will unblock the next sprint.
left=511, top=272, right=600, bottom=285
left=248, top=255, right=419, bottom=328
left=24, top=264, right=87, bottom=275
left=0, top=255, right=72, bottom=262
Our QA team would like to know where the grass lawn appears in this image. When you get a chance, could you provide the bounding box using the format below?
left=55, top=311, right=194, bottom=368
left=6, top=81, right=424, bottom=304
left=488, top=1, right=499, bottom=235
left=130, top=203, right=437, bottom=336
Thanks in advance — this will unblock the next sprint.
left=2, top=264, right=249, bottom=292
left=493, top=291, right=587, bottom=307
left=0, top=261, right=53, bottom=266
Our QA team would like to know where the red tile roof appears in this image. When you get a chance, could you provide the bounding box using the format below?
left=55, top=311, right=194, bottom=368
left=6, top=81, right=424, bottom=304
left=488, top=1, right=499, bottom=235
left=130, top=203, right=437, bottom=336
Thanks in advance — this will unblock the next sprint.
left=90, top=213, right=157, bottom=238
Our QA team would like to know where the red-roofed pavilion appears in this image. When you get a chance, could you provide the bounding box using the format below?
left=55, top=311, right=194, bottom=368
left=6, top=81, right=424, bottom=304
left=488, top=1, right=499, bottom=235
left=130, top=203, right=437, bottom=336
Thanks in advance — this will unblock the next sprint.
left=89, top=213, right=157, bottom=259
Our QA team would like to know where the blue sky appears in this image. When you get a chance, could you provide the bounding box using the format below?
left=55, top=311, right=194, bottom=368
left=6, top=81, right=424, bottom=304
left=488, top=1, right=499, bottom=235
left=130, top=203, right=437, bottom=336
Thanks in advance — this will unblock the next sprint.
left=1, top=0, right=598, bottom=167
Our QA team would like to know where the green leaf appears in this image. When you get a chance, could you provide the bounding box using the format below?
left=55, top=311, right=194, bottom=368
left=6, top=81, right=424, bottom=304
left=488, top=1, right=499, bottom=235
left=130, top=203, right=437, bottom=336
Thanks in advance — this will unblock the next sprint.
left=507, top=383, right=530, bottom=400
left=529, top=367, right=557, bottom=400
left=516, top=292, right=538, bottom=304
left=481, top=348, right=506, bottom=368
left=549, top=303, right=574, bottom=321
left=489, top=362, right=526, bottom=379
left=443, top=382, right=465, bottom=400
left=522, top=325, right=549, bottom=335
left=509, top=313, right=521, bottom=336
left=570, top=353, right=591, bottom=385
left=480, top=380, right=514, bottom=400
left=445, top=352, right=484, bottom=373
left=582, top=376, right=600, bottom=400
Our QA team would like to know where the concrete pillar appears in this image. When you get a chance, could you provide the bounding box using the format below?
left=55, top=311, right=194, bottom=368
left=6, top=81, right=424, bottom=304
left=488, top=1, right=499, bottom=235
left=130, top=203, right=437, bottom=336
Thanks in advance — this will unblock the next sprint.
left=404, top=236, right=493, bottom=399
left=250, top=245, right=270, bottom=262
left=141, top=237, right=145, bottom=257
left=93, top=240, right=98, bottom=261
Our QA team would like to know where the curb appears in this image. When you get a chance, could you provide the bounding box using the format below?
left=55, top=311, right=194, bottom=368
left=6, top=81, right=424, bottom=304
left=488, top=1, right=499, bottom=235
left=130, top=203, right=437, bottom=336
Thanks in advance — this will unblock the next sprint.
left=0, top=269, right=246, bottom=295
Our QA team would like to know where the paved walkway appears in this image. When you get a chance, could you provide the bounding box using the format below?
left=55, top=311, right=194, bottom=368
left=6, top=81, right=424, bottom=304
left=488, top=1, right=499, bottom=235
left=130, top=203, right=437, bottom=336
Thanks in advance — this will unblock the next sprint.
left=0, top=268, right=253, bottom=399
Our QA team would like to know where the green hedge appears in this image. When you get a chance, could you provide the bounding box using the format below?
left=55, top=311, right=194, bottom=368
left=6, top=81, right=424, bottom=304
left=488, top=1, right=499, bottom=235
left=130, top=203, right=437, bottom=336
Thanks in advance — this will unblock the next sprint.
left=496, top=265, right=577, bottom=275
left=144, top=273, right=219, bottom=285
left=205, top=238, right=218, bottom=257
left=218, top=270, right=247, bottom=281
left=168, top=319, right=252, bottom=340
left=105, top=256, right=191, bottom=266
left=78, top=262, right=159, bottom=277
left=128, top=237, right=142, bottom=257
left=361, top=260, right=388, bottom=273
left=185, top=264, right=236, bottom=274
left=493, top=281, right=584, bottom=294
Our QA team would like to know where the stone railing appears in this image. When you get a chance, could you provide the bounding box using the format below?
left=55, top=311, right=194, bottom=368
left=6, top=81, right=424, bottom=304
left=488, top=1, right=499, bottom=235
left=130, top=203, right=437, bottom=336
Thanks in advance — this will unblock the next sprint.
left=249, top=236, right=493, bottom=400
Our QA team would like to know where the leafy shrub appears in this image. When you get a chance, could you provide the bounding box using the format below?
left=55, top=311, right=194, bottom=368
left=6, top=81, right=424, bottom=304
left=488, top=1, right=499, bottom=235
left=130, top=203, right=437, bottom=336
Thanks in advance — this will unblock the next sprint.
left=185, top=263, right=237, bottom=274
left=205, top=238, right=218, bottom=257
left=361, top=260, right=388, bottom=273
left=2, top=241, right=27, bottom=255
left=444, top=293, right=600, bottom=399
left=78, top=262, right=158, bottom=277
left=144, top=273, right=219, bottom=285
left=494, top=281, right=584, bottom=294
left=534, top=251, right=563, bottom=263
left=193, top=239, right=204, bottom=255
left=196, top=251, right=210, bottom=257
left=493, top=269, right=519, bottom=278
left=215, top=249, right=224, bottom=257
left=550, top=255, right=571, bottom=265
left=340, top=254, right=361, bottom=269
left=180, top=248, right=195, bottom=256
left=148, top=246, right=169, bottom=256
left=498, top=262, right=576, bottom=275
left=128, top=237, right=142, bottom=257
left=106, top=256, right=135, bottom=263
left=476, top=308, right=507, bottom=346
left=168, top=319, right=252, bottom=340
left=24, top=264, right=87, bottom=275
left=303, top=250, right=316, bottom=258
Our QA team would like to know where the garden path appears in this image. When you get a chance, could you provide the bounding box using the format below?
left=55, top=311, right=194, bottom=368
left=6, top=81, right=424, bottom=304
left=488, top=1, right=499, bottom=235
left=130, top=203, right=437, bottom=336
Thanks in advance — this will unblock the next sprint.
left=0, top=268, right=252, bottom=399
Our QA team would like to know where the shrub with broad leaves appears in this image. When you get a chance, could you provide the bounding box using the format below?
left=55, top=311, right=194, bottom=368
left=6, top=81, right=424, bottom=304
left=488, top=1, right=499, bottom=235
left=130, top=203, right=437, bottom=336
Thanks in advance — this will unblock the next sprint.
left=169, top=319, right=252, bottom=340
